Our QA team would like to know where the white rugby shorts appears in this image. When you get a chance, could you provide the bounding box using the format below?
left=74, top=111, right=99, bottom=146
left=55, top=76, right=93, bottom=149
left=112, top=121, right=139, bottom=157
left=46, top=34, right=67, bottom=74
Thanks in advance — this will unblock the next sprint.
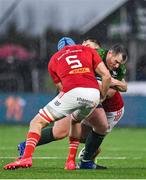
left=40, top=87, right=100, bottom=122
left=82, top=107, right=124, bottom=133
left=106, top=107, right=124, bottom=132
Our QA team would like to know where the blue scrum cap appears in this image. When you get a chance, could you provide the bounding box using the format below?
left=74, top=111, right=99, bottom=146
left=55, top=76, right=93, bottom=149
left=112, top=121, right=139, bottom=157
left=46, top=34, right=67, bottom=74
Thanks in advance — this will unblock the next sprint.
left=57, top=37, right=75, bottom=50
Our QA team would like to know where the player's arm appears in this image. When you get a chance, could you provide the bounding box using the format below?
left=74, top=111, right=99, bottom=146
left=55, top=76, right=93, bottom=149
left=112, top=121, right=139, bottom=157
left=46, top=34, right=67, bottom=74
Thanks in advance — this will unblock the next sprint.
left=98, top=81, right=117, bottom=99
left=55, top=82, right=63, bottom=92
left=106, top=88, right=117, bottom=98
left=95, top=62, right=111, bottom=100
left=91, top=48, right=111, bottom=100
left=110, top=78, right=127, bottom=92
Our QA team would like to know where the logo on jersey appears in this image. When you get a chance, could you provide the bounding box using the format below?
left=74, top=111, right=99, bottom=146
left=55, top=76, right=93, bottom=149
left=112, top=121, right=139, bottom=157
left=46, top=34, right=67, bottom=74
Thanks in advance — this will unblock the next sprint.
left=54, top=101, right=61, bottom=106
left=112, top=71, right=118, bottom=78
left=69, top=67, right=90, bottom=74
left=77, top=97, right=95, bottom=107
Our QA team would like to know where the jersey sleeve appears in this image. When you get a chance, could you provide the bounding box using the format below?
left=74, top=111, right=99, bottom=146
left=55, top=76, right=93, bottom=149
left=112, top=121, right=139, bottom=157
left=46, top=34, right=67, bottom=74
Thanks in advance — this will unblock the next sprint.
left=97, top=48, right=108, bottom=61
left=48, top=56, right=61, bottom=84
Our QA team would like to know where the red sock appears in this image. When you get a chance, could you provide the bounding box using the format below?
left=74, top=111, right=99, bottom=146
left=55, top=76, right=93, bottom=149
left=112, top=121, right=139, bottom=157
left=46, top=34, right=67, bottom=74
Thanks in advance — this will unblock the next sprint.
left=66, top=137, right=80, bottom=162
left=22, top=132, right=40, bottom=158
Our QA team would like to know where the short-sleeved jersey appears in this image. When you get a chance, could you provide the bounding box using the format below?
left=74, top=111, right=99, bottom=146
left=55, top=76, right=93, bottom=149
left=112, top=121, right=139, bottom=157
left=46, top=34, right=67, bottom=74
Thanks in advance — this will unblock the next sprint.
left=48, top=45, right=102, bottom=92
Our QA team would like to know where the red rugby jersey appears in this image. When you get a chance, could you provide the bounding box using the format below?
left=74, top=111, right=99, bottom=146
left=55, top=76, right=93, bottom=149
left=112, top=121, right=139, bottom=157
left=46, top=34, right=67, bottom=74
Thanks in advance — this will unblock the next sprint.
left=48, top=45, right=102, bottom=92
left=102, top=91, right=124, bottom=112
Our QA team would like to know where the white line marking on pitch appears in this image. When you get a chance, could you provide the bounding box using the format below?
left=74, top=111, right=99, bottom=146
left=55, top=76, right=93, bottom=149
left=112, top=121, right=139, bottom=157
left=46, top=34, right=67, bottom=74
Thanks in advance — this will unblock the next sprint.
left=0, top=156, right=143, bottom=160
left=1, top=147, right=146, bottom=151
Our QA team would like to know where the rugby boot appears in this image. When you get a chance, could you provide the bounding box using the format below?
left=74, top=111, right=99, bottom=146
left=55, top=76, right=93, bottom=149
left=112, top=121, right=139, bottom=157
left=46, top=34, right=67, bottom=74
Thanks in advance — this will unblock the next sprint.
left=77, top=160, right=107, bottom=169
left=78, top=147, right=101, bottom=161
left=4, top=157, right=32, bottom=170
left=18, top=141, right=26, bottom=157
left=64, top=160, right=76, bottom=170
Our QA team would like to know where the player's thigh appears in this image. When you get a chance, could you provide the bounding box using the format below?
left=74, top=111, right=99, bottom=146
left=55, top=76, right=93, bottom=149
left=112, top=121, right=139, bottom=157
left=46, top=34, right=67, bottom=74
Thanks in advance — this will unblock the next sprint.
left=85, top=107, right=108, bottom=134
left=52, top=116, right=70, bottom=139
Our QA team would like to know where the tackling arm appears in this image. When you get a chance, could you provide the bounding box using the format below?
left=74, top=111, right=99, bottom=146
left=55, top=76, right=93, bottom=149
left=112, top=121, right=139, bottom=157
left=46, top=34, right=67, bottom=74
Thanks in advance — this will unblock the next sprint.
left=110, top=78, right=127, bottom=92
left=95, top=62, right=111, bottom=100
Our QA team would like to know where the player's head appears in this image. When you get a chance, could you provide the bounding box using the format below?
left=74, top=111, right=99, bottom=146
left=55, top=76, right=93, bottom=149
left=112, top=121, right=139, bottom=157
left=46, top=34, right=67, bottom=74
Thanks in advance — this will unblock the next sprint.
left=106, top=44, right=128, bottom=70
left=82, top=38, right=101, bottom=50
left=57, top=37, right=75, bottom=51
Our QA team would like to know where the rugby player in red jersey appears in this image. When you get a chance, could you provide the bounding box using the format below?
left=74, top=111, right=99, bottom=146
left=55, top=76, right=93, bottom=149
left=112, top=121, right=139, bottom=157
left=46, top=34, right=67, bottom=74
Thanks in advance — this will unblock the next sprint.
left=16, top=38, right=128, bottom=170
left=4, top=37, right=111, bottom=170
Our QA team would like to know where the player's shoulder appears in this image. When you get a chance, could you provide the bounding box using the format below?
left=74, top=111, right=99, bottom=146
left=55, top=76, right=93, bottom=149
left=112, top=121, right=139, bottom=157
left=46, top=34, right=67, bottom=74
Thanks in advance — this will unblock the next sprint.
left=119, top=64, right=126, bottom=73
left=48, top=51, right=60, bottom=68
left=97, top=48, right=108, bottom=55
left=97, top=48, right=108, bottom=60
left=50, top=45, right=95, bottom=60
left=82, top=45, right=95, bottom=51
left=66, top=44, right=90, bottom=50
left=49, top=50, right=63, bottom=63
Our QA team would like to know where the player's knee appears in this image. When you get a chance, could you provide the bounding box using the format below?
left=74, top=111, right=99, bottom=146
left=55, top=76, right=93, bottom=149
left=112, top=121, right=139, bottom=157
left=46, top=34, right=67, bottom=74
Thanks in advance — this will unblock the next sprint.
left=93, top=123, right=109, bottom=135
left=30, top=114, right=47, bottom=129
left=53, top=127, right=69, bottom=140
left=101, top=123, right=109, bottom=133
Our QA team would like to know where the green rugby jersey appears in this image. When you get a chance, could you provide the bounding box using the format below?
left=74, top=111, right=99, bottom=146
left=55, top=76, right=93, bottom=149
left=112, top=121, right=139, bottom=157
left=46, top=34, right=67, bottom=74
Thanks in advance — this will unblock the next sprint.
left=97, top=48, right=126, bottom=81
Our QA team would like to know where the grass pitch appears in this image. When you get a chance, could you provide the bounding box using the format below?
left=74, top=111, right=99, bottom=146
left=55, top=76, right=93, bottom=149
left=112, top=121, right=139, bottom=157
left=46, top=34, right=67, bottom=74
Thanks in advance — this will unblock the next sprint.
left=0, top=125, right=146, bottom=179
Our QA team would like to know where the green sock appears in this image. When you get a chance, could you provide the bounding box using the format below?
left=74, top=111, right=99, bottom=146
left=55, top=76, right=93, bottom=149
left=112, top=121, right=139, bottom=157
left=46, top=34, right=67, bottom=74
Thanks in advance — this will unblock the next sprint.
left=83, top=130, right=105, bottom=161
left=37, top=127, right=55, bottom=146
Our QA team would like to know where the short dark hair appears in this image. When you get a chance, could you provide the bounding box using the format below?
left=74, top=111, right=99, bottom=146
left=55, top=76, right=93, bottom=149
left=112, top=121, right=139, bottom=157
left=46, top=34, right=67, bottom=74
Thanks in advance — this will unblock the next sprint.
left=110, top=44, right=128, bottom=62
left=85, top=38, right=101, bottom=47
left=81, top=36, right=101, bottom=47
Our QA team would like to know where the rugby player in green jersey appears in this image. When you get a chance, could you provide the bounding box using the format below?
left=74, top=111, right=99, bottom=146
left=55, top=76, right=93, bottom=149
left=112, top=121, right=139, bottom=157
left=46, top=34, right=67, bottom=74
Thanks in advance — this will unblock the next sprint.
left=70, top=39, right=127, bottom=169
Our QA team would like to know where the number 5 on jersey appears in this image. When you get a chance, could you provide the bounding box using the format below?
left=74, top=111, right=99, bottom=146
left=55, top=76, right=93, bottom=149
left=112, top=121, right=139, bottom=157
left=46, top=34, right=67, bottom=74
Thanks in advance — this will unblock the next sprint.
left=66, top=55, right=82, bottom=69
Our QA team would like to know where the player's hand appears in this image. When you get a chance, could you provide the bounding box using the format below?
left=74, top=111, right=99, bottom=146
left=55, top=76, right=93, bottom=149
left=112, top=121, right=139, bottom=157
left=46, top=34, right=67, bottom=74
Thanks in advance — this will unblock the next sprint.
left=110, top=77, right=118, bottom=87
